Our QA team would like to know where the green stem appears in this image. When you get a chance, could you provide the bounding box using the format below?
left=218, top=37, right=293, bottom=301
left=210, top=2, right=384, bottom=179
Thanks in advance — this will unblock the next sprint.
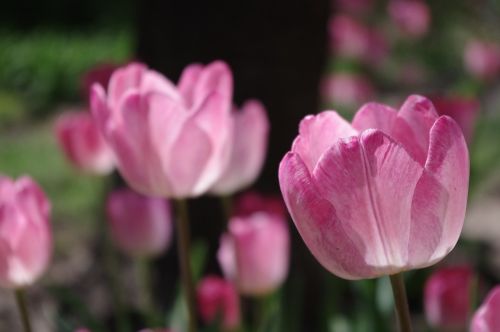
left=137, top=258, right=158, bottom=327
left=389, top=273, right=412, bottom=332
left=14, top=289, right=32, bottom=332
left=174, top=199, right=197, bottom=332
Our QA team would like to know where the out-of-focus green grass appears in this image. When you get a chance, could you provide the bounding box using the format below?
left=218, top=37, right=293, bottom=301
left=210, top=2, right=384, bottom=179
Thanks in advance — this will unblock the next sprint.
left=0, top=120, right=106, bottom=229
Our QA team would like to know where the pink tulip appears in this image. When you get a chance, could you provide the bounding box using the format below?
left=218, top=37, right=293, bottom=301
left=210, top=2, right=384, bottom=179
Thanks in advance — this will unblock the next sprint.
left=0, top=176, right=52, bottom=288
left=106, top=188, right=172, bottom=257
left=388, top=0, right=430, bottom=38
left=91, top=61, right=234, bottom=198
left=81, top=63, right=119, bottom=101
left=217, top=210, right=290, bottom=296
left=197, top=275, right=241, bottom=330
left=321, top=73, right=375, bottom=108
left=329, top=15, right=388, bottom=65
left=431, top=96, right=480, bottom=143
left=55, top=110, right=115, bottom=175
left=424, top=266, right=474, bottom=330
left=471, top=286, right=500, bottom=332
left=233, top=191, right=287, bottom=219
left=211, top=100, right=270, bottom=195
left=279, top=95, right=469, bottom=279
left=464, top=40, right=500, bottom=81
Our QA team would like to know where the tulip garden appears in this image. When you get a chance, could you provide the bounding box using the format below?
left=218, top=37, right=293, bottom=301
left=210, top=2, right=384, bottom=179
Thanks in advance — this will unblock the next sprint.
left=2, top=0, right=500, bottom=331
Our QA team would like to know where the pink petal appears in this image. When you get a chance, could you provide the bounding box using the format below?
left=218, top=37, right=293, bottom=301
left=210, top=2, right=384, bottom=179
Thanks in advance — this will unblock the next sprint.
left=471, top=286, right=500, bottom=332
left=291, top=111, right=358, bottom=173
left=190, top=61, right=233, bottom=110
left=107, top=62, right=147, bottom=109
left=392, top=95, right=439, bottom=165
left=178, top=63, right=203, bottom=102
left=312, top=130, right=424, bottom=276
left=278, top=152, right=372, bottom=279
left=140, top=70, right=179, bottom=98
left=211, top=100, right=270, bottom=194
left=90, top=84, right=111, bottom=137
left=352, top=102, right=397, bottom=133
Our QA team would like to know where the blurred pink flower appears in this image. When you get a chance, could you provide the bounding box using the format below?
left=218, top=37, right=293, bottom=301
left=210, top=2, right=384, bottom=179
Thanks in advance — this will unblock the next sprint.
left=197, top=275, right=241, bottom=330
left=81, top=63, right=119, bottom=101
left=464, top=40, right=500, bottom=81
left=432, top=96, right=480, bottom=143
left=211, top=100, right=270, bottom=195
left=0, top=176, right=52, bottom=288
left=106, top=188, right=172, bottom=257
left=91, top=61, right=234, bottom=198
left=321, top=73, right=375, bottom=108
left=424, top=266, right=474, bottom=330
left=335, top=0, right=374, bottom=15
left=55, top=109, right=115, bottom=175
left=329, top=15, right=388, bottom=65
left=471, top=286, right=500, bottom=332
left=218, top=210, right=290, bottom=296
left=388, top=0, right=431, bottom=38
left=233, top=191, right=287, bottom=219
left=279, top=95, right=469, bottom=279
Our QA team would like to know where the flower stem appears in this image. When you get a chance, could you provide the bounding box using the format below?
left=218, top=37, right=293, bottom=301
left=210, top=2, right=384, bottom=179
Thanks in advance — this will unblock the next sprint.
left=174, top=199, right=197, bottom=332
left=389, top=273, right=412, bottom=332
left=14, top=288, right=32, bottom=332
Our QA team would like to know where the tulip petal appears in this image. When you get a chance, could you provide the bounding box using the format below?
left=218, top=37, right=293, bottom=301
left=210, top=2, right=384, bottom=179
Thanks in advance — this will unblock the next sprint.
left=292, top=111, right=358, bottom=173
left=393, top=95, right=439, bottom=165
left=279, top=152, right=371, bottom=279
left=108, top=62, right=147, bottom=109
left=312, top=130, right=423, bottom=275
left=90, top=84, right=111, bottom=136
left=178, top=63, right=203, bottom=103
left=191, top=61, right=233, bottom=109
left=425, top=116, right=469, bottom=261
left=352, top=102, right=397, bottom=133
left=140, top=70, right=179, bottom=98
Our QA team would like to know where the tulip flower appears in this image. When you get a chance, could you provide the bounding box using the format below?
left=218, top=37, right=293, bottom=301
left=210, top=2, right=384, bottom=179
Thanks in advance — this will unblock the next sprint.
left=279, top=95, right=469, bottom=280
left=55, top=110, right=115, bottom=175
left=91, top=61, right=234, bottom=198
left=464, top=40, right=500, bottom=81
left=197, top=275, right=241, bottom=330
left=211, top=100, right=270, bottom=195
left=432, top=96, right=480, bottom=143
left=388, top=0, right=430, bottom=38
left=106, top=188, right=172, bottom=257
left=217, top=209, right=290, bottom=296
left=0, top=176, right=52, bottom=289
left=471, top=286, right=500, bottom=332
left=321, top=73, right=375, bottom=109
left=233, top=191, right=287, bottom=218
left=424, top=266, right=474, bottom=330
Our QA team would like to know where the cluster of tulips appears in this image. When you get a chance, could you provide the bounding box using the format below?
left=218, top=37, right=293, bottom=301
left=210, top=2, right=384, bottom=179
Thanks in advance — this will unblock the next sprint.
left=0, top=57, right=498, bottom=332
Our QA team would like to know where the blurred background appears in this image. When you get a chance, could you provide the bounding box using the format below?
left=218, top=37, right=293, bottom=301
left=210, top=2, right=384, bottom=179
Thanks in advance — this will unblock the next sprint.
left=1, top=0, right=500, bottom=331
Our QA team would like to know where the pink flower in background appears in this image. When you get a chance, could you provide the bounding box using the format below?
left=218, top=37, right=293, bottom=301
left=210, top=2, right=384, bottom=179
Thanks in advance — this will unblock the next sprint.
left=218, top=210, right=290, bottom=296
left=424, top=266, right=474, bottom=330
left=471, top=286, right=500, bottom=332
left=321, top=73, right=375, bottom=108
left=91, top=61, right=234, bottom=198
left=432, top=96, right=480, bottom=143
left=197, top=275, right=241, bottom=330
left=388, top=0, right=430, bottom=38
left=0, top=176, right=52, bottom=288
left=211, top=100, right=270, bottom=195
left=55, top=110, right=115, bottom=175
left=106, top=188, right=172, bottom=257
left=81, top=63, right=119, bottom=101
left=335, top=0, right=374, bottom=15
left=464, top=40, right=500, bottom=81
left=329, top=15, right=388, bottom=65
left=279, top=95, right=469, bottom=279
left=233, top=191, right=287, bottom=218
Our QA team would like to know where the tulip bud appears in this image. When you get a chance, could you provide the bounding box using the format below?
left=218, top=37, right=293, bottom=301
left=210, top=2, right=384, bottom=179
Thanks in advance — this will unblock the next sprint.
left=388, top=0, right=431, bottom=38
left=211, top=100, right=269, bottom=195
left=55, top=110, right=114, bottom=175
left=464, top=40, right=500, bottom=81
left=217, top=210, right=290, bottom=296
left=0, top=176, right=52, bottom=288
left=106, top=188, right=172, bottom=257
left=471, top=286, right=500, bottom=332
left=197, top=275, right=241, bottom=330
left=424, top=266, right=474, bottom=330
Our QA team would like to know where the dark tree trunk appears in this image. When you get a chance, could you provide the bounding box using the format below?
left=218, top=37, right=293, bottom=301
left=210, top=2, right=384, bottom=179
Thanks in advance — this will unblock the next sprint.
left=135, top=0, right=331, bottom=330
